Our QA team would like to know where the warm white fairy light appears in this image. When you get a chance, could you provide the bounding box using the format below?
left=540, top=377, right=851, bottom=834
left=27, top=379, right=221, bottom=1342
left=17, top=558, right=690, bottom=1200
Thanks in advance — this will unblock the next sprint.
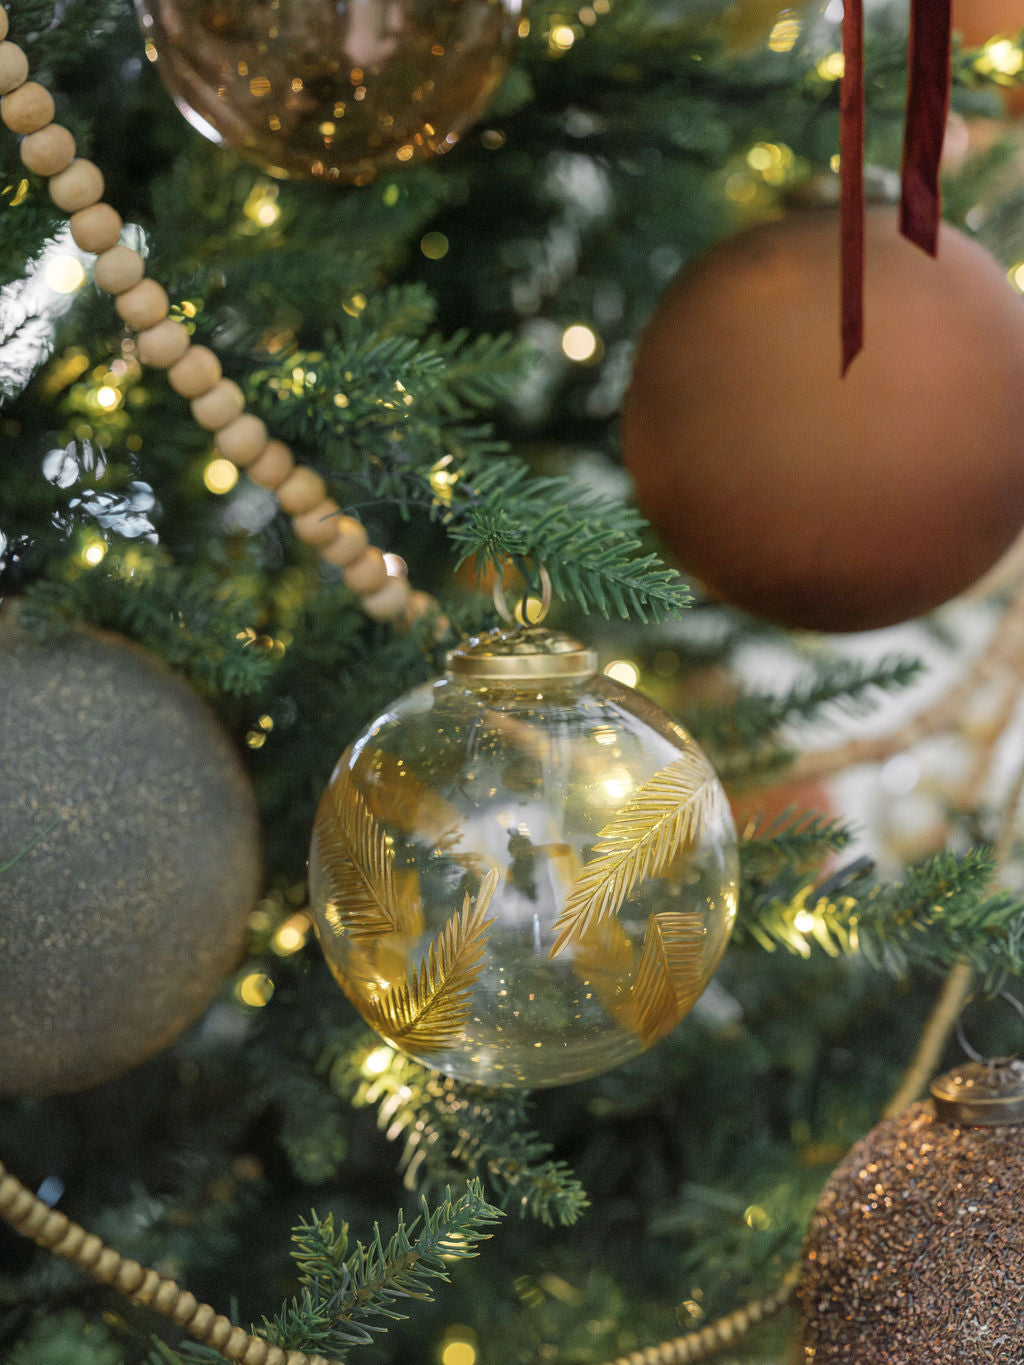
left=235, top=972, right=274, bottom=1007
left=204, top=457, right=240, bottom=494
left=42, top=254, right=86, bottom=294
left=362, top=1044, right=395, bottom=1076
left=561, top=323, right=598, bottom=362
left=604, top=658, right=639, bottom=688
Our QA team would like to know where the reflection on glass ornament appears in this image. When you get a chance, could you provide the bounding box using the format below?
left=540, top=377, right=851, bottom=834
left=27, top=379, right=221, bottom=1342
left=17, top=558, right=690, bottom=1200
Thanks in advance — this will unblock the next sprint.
left=309, top=625, right=738, bottom=1088
left=134, top=0, right=523, bottom=182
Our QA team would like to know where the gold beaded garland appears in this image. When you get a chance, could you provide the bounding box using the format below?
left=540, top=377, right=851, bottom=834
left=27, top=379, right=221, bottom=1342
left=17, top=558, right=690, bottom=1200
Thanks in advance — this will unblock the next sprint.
left=0, top=1, right=433, bottom=628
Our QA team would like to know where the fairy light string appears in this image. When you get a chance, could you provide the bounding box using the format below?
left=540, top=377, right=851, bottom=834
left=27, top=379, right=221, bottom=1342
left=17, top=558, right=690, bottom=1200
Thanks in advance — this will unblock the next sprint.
left=0, top=2, right=434, bottom=628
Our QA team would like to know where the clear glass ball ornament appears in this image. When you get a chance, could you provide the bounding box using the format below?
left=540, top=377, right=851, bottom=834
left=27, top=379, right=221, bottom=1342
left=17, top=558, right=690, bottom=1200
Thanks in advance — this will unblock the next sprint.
left=309, top=626, right=738, bottom=1088
left=134, top=0, right=522, bottom=182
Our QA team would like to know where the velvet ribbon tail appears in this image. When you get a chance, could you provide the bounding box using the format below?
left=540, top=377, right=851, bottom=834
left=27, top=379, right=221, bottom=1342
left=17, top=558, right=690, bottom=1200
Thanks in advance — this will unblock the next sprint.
left=900, top=0, right=952, bottom=256
left=840, top=0, right=865, bottom=373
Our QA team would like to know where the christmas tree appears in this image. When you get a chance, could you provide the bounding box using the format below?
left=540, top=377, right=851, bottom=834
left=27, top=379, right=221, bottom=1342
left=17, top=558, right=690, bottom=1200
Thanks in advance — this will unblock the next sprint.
left=3, top=2, right=1024, bottom=1362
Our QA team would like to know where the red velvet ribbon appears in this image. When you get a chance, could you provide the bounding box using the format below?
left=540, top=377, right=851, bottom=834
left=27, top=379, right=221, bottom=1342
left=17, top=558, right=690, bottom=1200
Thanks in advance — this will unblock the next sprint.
left=840, top=0, right=952, bottom=372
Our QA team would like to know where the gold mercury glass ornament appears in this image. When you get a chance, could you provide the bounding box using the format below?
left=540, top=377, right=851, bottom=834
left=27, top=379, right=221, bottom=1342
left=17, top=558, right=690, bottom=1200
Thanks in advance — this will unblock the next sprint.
left=308, top=610, right=738, bottom=1088
left=134, top=0, right=524, bottom=183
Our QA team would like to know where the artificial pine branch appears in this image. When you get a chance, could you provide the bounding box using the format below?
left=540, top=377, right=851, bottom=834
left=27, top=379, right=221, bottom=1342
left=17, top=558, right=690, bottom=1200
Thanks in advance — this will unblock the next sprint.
left=738, top=844, right=1024, bottom=986
left=260, top=1181, right=503, bottom=1356
left=335, top=1045, right=590, bottom=1227
left=17, top=550, right=276, bottom=697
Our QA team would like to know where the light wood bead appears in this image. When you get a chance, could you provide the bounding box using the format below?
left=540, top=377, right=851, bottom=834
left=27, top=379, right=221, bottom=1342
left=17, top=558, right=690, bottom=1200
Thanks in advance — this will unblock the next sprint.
left=245, top=437, right=292, bottom=484
left=0, top=42, right=28, bottom=95
left=361, top=575, right=411, bottom=621
left=402, top=589, right=438, bottom=626
left=217, top=415, right=269, bottom=468
left=292, top=499, right=339, bottom=546
left=319, top=515, right=368, bottom=567
left=344, top=547, right=389, bottom=595
left=116, top=278, right=169, bottom=330
left=137, top=317, right=191, bottom=368
left=276, top=465, right=326, bottom=515
left=69, top=202, right=122, bottom=253
left=191, top=377, right=244, bottom=431
left=48, top=157, right=104, bottom=211
left=167, top=345, right=222, bottom=399
left=20, top=122, right=76, bottom=176
left=2, top=81, right=55, bottom=134
left=0, top=10, right=8, bottom=41
left=93, top=244, right=145, bottom=294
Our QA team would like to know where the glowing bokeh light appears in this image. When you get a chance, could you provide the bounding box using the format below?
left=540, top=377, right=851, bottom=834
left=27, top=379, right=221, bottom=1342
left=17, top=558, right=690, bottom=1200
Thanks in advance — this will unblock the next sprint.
left=204, top=457, right=240, bottom=494
left=561, top=323, right=598, bottom=361
left=43, top=255, right=86, bottom=294
left=603, top=659, right=639, bottom=688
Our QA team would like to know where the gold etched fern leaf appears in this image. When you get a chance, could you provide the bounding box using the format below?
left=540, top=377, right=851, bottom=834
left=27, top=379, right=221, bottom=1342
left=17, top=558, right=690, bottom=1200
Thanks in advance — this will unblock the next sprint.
left=626, top=911, right=707, bottom=1047
left=550, top=752, right=722, bottom=958
left=363, top=867, right=500, bottom=1056
left=314, top=771, right=422, bottom=941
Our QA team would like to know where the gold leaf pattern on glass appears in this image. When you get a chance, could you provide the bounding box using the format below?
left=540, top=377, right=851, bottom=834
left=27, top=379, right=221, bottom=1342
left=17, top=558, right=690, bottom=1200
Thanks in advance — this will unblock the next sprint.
left=549, top=751, right=722, bottom=957
left=363, top=867, right=500, bottom=1056
left=625, top=911, right=706, bottom=1046
left=314, top=769, right=423, bottom=941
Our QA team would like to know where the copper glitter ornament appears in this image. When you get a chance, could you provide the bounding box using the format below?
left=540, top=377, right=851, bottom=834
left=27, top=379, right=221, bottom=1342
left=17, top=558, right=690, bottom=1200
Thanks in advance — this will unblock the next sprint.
left=308, top=624, right=738, bottom=1088
left=0, top=617, right=261, bottom=1096
left=134, top=0, right=522, bottom=182
left=798, top=1057, right=1024, bottom=1364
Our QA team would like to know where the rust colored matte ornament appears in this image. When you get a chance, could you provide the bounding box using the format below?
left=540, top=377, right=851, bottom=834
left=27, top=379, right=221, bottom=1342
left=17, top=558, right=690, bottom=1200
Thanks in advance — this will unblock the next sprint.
left=621, top=207, right=1024, bottom=633
left=798, top=1057, right=1024, bottom=1364
left=0, top=617, right=261, bottom=1097
left=308, top=625, right=738, bottom=1089
left=134, top=0, right=521, bottom=183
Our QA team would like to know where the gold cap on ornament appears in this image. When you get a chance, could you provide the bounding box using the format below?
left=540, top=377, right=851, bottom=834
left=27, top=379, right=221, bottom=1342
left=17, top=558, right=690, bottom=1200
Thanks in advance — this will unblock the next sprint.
left=930, top=1056, right=1024, bottom=1127
left=446, top=625, right=598, bottom=682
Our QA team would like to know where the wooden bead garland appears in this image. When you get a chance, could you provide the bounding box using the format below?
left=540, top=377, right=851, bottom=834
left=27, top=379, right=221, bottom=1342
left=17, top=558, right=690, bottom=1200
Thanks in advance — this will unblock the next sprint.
left=0, top=1, right=429, bottom=629
left=137, top=317, right=191, bottom=368
left=93, top=245, right=146, bottom=295
left=1, top=80, right=54, bottom=133
left=20, top=120, right=75, bottom=175
left=191, top=379, right=246, bottom=431
left=69, top=203, right=124, bottom=254
left=0, top=41, right=28, bottom=94
left=48, top=157, right=104, bottom=212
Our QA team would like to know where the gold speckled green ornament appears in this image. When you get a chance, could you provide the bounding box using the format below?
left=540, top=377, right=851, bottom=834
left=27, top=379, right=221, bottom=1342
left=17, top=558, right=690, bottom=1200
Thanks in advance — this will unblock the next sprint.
left=0, top=616, right=261, bottom=1097
left=308, top=625, right=737, bottom=1089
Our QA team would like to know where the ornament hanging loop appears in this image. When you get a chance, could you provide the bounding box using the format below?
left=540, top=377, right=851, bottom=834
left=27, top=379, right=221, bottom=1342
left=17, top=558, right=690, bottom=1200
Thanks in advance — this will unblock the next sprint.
left=955, top=988, right=1024, bottom=1065
left=492, top=564, right=552, bottom=627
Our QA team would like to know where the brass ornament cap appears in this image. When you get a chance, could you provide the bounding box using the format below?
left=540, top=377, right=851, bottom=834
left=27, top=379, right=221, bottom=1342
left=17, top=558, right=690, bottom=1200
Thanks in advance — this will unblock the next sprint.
left=930, top=1055, right=1024, bottom=1127
left=446, top=626, right=598, bottom=682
